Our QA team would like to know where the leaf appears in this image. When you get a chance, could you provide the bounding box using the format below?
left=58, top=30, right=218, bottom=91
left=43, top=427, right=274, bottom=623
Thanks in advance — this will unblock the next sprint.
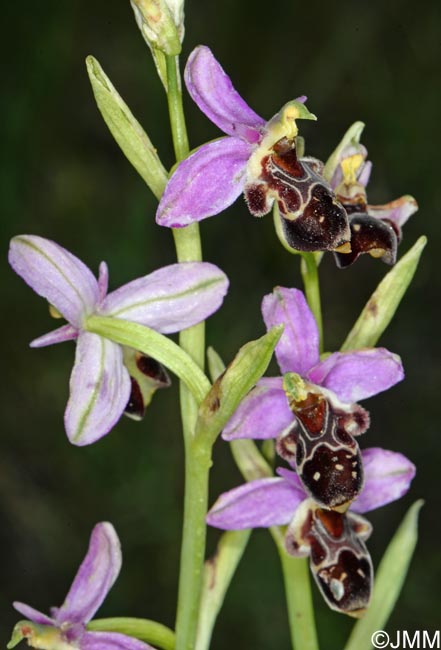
left=86, top=56, right=168, bottom=199
left=195, top=326, right=283, bottom=444
left=195, top=530, right=251, bottom=650
left=344, top=500, right=423, bottom=650
left=341, top=236, right=427, bottom=351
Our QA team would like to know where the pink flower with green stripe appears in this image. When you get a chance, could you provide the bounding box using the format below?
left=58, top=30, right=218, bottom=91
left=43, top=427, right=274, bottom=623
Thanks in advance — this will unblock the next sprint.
left=9, top=235, right=228, bottom=445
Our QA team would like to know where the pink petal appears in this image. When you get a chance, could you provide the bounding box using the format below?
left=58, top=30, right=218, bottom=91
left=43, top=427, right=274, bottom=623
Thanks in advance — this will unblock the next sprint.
left=185, top=45, right=265, bottom=143
left=222, top=377, right=293, bottom=441
left=262, top=288, right=319, bottom=375
left=98, top=262, right=109, bottom=302
left=9, top=235, right=99, bottom=328
left=30, top=324, right=79, bottom=348
left=12, top=602, right=54, bottom=626
left=207, top=477, right=304, bottom=529
left=308, top=348, right=404, bottom=403
left=81, top=631, right=155, bottom=650
left=56, top=523, right=122, bottom=625
left=351, top=448, right=416, bottom=514
left=64, top=332, right=131, bottom=446
left=156, top=137, right=251, bottom=227
left=276, top=466, right=304, bottom=489
left=100, top=262, right=228, bottom=333
left=367, top=195, right=418, bottom=228
left=358, top=160, right=373, bottom=187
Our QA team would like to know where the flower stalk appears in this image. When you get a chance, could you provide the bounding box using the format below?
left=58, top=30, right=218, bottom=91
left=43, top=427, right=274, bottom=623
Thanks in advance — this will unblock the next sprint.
left=274, top=536, right=320, bottom=650
left=272, top=251, right=320, bottom=650
left=300, top=252, right=324, bottom=352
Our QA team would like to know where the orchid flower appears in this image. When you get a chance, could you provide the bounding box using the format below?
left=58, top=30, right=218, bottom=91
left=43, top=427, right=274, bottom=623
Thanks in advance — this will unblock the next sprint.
left=207, top=447, right=416, bottom=617
left=156, top=46, right=351, bottom=253
left=9, top=523, right=156, bottom=650
left=9, top=235, right=228, bottom=445
left=222, top=287, right=404, bottom=511
left=327, top=125, right=418, bottom=267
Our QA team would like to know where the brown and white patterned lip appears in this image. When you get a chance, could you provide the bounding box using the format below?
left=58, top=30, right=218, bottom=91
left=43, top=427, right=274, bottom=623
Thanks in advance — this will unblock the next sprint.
left=285, top=383, right=364, bottom=511
left=245, top=137, right=351, bottom=252
left=286, top=500, right=373, bottom=616
left=334, top=212, right=398, bottom=268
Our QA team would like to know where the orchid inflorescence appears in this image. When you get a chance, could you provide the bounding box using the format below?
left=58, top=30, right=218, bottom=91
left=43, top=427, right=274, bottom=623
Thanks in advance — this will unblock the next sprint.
left=7, top=2, right=425, bottom=650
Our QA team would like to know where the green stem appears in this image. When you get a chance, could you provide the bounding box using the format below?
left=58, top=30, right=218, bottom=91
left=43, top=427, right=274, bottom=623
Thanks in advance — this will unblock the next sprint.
left=175, top=440, right=212, bottom=650
left=283, top=251, right=323, bottom=650
left=272, top=532, right=320, bottom=650
left=231, top=437, right=319, bottom=650
left=272, top=203, right=324, bottom=352
left=300, top=252, right=324, bottom=352
left=165, top=54, right=209, bottom=650
left=165, top=55, right=189, bottom=161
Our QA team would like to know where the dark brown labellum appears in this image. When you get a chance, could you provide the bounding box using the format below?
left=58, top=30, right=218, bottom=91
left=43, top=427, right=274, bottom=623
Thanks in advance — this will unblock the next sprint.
left=125, top=377, right=145, bottom=420
left=334, top=213, right=398, bottom=268
left=286, top=500, right=373, bottom=616
left=123, top=351, right=171, bottom=421
left=244, top=137, right=350, bottom=252
left=279, top=183, right=351, bottom=252
left=285, top=384, right=364, bottom=511
left=136, top=354, right=171, bottom=386
left=312, top=508, right=372, bottom=617
left=276, top=425, right=299, bottom=466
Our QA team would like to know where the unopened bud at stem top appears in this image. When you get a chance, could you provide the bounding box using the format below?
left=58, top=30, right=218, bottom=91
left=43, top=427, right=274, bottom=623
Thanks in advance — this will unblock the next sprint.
left=130, top=0, right=183, bottom=56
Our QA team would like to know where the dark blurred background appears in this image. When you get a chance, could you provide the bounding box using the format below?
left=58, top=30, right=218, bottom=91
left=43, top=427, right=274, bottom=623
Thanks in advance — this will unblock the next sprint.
left=1, top=1, right=440, bottom=648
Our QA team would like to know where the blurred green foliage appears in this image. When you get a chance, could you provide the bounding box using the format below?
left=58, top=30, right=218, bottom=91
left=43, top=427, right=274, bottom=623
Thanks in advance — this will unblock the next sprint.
left=1, top=0, right=440, bottom=648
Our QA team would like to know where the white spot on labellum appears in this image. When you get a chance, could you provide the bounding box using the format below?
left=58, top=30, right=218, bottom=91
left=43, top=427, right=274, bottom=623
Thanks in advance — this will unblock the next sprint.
left=330, top=578, right=345, bottom=601
left=313, top=471, right=321, bottom=481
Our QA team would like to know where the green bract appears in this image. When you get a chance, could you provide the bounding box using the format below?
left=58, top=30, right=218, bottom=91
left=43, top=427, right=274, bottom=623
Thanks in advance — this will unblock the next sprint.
left=207, top=347, right=274, bottom=481
left=344, top=500, right=423, bottom=650
left=195, top=530, right=251, bottom=650
left=86, top=56, right=168, bottom=199
left=342, top=236, right=427, bottom=351
left=85, top=315, right=211, bottom=405
left=195, top=326, right=284, bottom=444
left=88, top=618, right=175, bottom=650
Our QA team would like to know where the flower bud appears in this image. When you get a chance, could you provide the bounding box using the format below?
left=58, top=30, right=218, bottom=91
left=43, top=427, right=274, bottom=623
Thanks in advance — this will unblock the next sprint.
left=130, top=0, right=183, bottom=56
